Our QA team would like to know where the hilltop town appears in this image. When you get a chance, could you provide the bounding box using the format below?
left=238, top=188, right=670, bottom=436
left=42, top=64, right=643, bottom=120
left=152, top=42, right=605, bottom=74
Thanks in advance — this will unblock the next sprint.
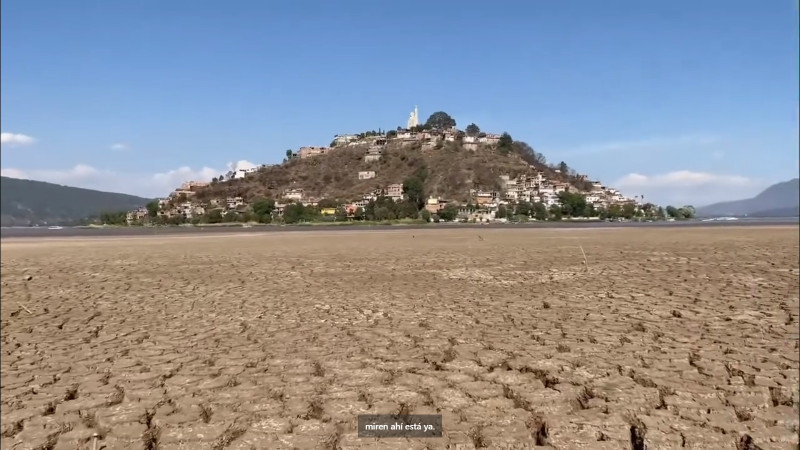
left=122, top=108, right=695, bottom=226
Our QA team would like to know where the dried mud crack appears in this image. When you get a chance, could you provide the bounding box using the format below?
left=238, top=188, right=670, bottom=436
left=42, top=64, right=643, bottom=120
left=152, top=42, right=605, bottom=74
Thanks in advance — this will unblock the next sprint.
left=1, top=227, right=798, bottom=448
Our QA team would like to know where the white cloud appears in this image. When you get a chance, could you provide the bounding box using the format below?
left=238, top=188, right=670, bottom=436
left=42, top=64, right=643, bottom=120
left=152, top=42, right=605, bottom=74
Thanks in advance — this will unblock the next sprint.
left=0, top=164, right=223, bottom=198
left=1, top=132, right=36, bottom=146
left=110, top=143, right=128, bottom=151
left=226, top=160, right=256, bottom=171
left=557, top=134, right=719, bottom=157
left=615, top=170, right=768, bottom=206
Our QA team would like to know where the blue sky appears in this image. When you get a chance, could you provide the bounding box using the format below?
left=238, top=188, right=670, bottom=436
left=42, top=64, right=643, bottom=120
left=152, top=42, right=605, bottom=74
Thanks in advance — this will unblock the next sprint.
left=1, top=0, right=798, bottom=205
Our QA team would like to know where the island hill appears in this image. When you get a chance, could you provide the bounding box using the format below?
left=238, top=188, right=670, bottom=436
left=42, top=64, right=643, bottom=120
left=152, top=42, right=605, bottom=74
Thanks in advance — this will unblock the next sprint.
left=119, top=109, right=695, bottom=226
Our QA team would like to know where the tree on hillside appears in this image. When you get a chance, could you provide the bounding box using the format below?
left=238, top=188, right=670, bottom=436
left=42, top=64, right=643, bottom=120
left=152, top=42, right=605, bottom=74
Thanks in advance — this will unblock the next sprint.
left=558, top=161, right=569, bottom=174
left=285, top=149, right=293, bottom=159
left=465, top=123, right=481, bottom=137
left=425, top=111, right=456, bottom=130
left=498, top=132, right=514, bottom=155
left=402, top=176, right=426, bottom=209
left=146, top=200, right=159, bottom=218
left=512, top=141, right=547, bottom=166
left=252, top=197, right=276, bottom=222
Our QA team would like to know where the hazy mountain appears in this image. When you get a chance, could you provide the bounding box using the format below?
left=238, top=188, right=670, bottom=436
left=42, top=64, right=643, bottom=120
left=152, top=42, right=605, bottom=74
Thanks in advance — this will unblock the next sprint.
left=696, top=178, right=799, bottom=217
left=1, top=176, right=153, bottom=226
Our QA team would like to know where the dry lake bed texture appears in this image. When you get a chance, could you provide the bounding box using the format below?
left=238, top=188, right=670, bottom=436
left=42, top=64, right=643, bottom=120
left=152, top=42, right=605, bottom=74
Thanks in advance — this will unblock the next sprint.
left=1, top=227, right=798, bottom=450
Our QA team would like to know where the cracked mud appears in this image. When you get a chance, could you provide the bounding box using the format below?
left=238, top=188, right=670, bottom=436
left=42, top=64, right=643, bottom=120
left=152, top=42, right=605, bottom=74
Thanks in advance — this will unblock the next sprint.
left=1, top=227, right=798, bottom=449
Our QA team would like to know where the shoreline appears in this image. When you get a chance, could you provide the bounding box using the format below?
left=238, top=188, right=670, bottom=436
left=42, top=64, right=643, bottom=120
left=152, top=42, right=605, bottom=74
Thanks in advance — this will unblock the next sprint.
left=2, top=218, right=797, bottom=241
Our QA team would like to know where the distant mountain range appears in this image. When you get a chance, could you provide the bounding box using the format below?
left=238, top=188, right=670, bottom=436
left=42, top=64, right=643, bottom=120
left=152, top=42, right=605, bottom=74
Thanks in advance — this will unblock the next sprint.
left=696, top=178, right=799, bottom=218
left=0, top=176, right=152, bottom=226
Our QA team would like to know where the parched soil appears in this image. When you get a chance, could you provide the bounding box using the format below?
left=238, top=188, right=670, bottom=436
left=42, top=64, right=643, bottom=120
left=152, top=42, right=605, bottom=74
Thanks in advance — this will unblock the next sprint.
left=1, top=227, right=798, bottom=449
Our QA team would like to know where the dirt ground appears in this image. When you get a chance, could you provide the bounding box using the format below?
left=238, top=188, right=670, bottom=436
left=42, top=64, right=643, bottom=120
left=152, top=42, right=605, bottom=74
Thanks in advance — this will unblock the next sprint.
left=1, top=227, right=798, bottom=450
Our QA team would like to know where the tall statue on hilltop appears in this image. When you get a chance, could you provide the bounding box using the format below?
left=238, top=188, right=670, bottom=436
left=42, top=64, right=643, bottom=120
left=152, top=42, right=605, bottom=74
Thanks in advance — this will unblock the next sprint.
left=407, top=105, right=419, bottom=129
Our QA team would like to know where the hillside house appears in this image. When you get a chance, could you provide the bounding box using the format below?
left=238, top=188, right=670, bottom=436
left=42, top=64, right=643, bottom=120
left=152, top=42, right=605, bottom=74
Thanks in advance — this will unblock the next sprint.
left=386, top=183, right=404, bottom=201
left=283, top=188, right=304, bottom=201
left=126, top=208, right=149, bottom=225
left=364, top=147, right=383, bottom=162
left=298, top=146, right=332, bottom=159
left=334, top=134, right=359, bottom=146
left=480, top=134, right=502, bottom=145
left=358, top=171, right=376, bottom=180
left=226, top=197, right=244, bottom=210
left=425, top=197, right=441, bottom=214
left=472, top=189, right=496, bottom=206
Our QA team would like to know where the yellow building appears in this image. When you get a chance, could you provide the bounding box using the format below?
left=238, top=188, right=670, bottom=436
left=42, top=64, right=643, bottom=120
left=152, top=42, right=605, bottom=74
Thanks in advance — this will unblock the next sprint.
left=320, top=208, right=337, bottom=216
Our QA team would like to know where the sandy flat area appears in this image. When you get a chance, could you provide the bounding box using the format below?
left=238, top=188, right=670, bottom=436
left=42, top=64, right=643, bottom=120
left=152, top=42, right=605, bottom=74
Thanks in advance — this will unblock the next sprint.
left=1, top=227, right=798, bottom=449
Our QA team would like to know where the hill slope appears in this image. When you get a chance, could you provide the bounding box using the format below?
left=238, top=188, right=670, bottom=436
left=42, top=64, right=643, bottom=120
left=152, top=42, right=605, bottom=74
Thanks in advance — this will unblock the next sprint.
left=193, top=141, right=586, bottom=204
left=696, top=178, right=800, bottom=217
left=0, top=177, right=153, bottom=226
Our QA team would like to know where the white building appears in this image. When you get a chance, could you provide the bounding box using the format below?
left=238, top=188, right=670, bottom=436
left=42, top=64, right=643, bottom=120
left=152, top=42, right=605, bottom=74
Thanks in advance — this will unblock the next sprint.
left=334, top=134, right=359, bottom=146
left=284, top=188, right=304, bottom=201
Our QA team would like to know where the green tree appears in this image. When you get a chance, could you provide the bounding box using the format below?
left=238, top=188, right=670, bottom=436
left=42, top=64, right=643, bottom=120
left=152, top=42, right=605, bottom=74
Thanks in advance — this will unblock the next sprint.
left=402, top=176, right=426, bottom=209
left=224, top=211, right=240, bottom=222
left=374, top=206, right=391, bottom=221
left=253, top=200, right=275, bottom=223
left=335, top=206, right=348, bottom=221
left=512, top=141, right=547, bottom=166
left=354, top=207, right=365, bottom=220
left=283, top=203, right=307, bottom=224
left=678, top=205, right=695, bottom=219
left=146, top=200, right=159, bottom=218
left=397, top=200, right=420, bottom=219
left=497, top=132, right=514, bottom=154
left=420, top=209, right=432, bottom=222
left=465, top=123, right=480, bottom=137
left=622, top=203, right=636, bottom=220
left=425, top=111, right=456, bottom=130
left=386, top=130, right=397, bottom=138
left=665, top=205, right=679, bottom=218
left=317, top=198, right=339, bottom=208
left=438, top=204, right=458, bottom=221
left=252, top=198, right=276, bottom=219
left=549, top=204, right=563, bottom=221
left=207, top=209, right=223, bottom=224
left=532, top=202, right=548, bottom=221
left=558, top=161, right=569, bottom=174
left=515, top=200, right=531, bottom=217
left=285, top=149, right=293, bottom=159
left=557, top=192, right=587, bottom=217
left=495, top=204, right=507, bottom=219
left=99, top=211, right=127, bottom=225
